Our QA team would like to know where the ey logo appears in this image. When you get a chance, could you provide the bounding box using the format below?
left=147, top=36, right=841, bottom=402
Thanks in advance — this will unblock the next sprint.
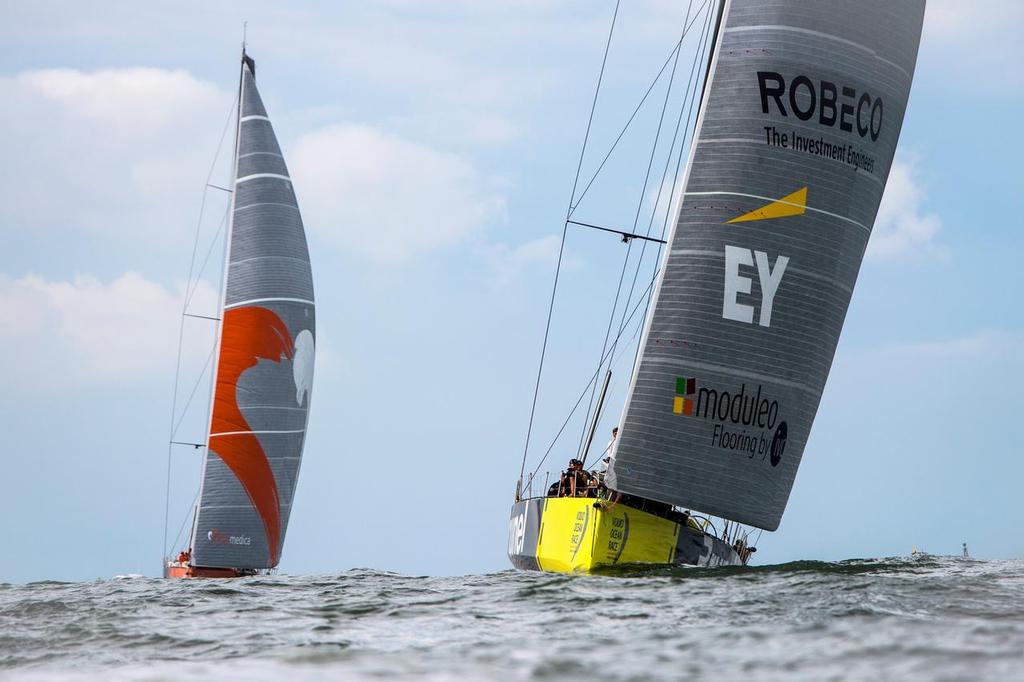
left=723, top=245, right=789, bottom=328
left=721, top=188, right=804, bottom=329
left=673, top=377, right=696, bottom=416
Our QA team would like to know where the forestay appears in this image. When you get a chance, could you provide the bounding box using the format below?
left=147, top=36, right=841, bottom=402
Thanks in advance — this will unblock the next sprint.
left=606, top=0, right=925, bottom=530
left=191, top=54, right=316, bottom=569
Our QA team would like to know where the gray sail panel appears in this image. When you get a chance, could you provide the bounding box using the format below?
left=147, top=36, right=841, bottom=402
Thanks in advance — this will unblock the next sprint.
left=606, top=0, right=924, bottom=530
left=192, top=59, right=316, bottom=569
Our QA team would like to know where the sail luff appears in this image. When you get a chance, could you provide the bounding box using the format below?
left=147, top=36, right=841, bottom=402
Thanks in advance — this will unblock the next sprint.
left=697, top=0, right=726, bottom=116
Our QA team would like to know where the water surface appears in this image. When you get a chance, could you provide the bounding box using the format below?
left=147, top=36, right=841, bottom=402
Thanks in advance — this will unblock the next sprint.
left=2, top=557, right=1022, bottom=680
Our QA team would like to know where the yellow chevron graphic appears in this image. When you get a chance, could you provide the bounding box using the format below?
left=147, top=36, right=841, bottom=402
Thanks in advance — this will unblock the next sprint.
left=726, top=186, right=808, bottom=224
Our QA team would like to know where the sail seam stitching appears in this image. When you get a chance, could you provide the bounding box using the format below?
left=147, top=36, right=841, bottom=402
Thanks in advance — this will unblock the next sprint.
left=236, top=173, right=291, bottom=184
left=200, top=503, right=295, bottom=509
left=224, top=297, right=315, bottom=309
left=684, top=191, right=870, bottom=233
left=234, top=202, right=299, bottom=212
left=239, top=151, right=284, bottom=159
left=723, top=25, right=912, bottom=81
left=229, top=255, right=311, bottom=266
left=644, top=356, right=821, bottom=396
left=210, top=429, right=306, bottom=437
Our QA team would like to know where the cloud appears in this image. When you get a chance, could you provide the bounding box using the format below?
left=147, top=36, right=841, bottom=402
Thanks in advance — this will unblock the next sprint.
left=922, top=0, right=1024, bottom=89
left=483, top=234, right=585, bottom=285
left=289, top=123, right=505, bottom=263
left=0, top=271, right=217, bottom=394
left=828, top=330, right=1024, bottom=404
left=867, top=156, right=942, bottom=260
left=0, top=67, right=231, bottom=247
left=879, top=329, right=1024, bottom=363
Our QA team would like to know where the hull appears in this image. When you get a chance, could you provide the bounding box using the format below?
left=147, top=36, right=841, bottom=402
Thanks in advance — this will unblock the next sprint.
left=164, top=563, right=246, bottom=579
left=508, top=497, right=742, bottom=573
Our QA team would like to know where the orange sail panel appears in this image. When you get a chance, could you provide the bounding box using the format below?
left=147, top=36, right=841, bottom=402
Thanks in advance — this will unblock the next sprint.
left=208, top=306, right=294, bottom=566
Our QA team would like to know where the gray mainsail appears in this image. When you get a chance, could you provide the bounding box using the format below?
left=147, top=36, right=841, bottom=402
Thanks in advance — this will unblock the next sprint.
left=606, top=0, right=925, bottom=530
left=191, top=53, right=316, bottom=569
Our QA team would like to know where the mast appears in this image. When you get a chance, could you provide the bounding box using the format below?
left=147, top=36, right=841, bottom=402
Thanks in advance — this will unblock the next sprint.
left=579, top=369, right=612, bottom=466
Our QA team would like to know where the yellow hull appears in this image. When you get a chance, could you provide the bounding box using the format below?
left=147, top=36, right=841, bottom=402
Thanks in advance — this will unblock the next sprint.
left=508, top=497, right=742, bottom=573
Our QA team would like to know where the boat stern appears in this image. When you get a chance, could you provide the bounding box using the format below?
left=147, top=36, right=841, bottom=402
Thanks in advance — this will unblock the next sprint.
left=508, top=498, right=546, bottom=571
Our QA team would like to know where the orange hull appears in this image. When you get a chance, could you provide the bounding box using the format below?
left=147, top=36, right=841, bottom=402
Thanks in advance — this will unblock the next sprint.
left=165, top=564, right=244, bottom=579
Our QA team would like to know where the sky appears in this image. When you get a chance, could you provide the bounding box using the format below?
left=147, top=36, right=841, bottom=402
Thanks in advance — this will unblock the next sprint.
left=0, top=0, right=1021, bottom=583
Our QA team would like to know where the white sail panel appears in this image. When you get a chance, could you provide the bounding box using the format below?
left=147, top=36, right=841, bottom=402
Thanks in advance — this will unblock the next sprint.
left=191, top=55, right=316, bottom=569
left=606, top=0, right=925, bottom=530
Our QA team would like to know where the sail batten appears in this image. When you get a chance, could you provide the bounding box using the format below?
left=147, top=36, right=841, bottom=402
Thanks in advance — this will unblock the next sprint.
left=606, top=0, right=925, bottom=530
left=190, top=53, right=316, bottom=570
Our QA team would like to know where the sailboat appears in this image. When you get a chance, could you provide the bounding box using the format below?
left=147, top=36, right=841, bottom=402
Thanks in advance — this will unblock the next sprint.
left=509, top=0, right=925, bottom=573
left=165, top=48, right=316, bottom=578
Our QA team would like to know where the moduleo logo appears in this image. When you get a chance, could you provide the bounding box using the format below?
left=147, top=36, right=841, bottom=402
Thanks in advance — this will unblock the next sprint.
left=673, top=377, right=696, bottom=416
left=672, top=376, right=787, bottom=467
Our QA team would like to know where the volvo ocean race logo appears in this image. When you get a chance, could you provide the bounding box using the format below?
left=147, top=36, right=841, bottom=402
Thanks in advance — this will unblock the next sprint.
left=207, top=529, right=252, bottom=546
left=673, top=377, right=787, bottom=467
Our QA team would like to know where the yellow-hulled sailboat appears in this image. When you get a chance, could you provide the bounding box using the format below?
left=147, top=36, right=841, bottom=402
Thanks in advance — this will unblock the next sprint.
left=509, top=0, right=925, bottom=573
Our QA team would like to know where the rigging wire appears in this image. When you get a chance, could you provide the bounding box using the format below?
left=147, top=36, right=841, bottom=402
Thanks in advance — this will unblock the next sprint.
left=562, top=7, right=720, bottom=477
left=571, top=10, right=718, bottom=477
left=568, top=0, right=712, bottom=218
left=576, top=0, right=697, bottom=460
left=168, top=490, right=200, bottom=557
left=615, top=1, right=714, bottom=354
left=518, top=0, right=621, bottom=491
left=168, top=202, right=232, bottom=442
left=184, top=201, right=232, bottom=311
left=170, top=342, right=218, bottom=440
left=624, top=5, right=715, bottom=380
left=522, top=0, right=718, bottom=486
left=529, top=271, right=658, bottom=482
left=576, top=248, right=678, bottom=472
left=574, top=233, right=633, bottom=458
left=162, top=92, right=237, bottom=561
left=576, top=297, right=650, bottom=471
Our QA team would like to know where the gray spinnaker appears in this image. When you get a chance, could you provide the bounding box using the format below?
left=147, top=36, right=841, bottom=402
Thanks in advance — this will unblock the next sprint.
left=605, top=0, right=925, bottom=530
left=191, top=54, right=316, bottom=569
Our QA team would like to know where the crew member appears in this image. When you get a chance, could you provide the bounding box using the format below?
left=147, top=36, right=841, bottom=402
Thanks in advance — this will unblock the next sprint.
left=600, top=427, right=619, bottom=472
left=559, top=458, right=592, bottom=497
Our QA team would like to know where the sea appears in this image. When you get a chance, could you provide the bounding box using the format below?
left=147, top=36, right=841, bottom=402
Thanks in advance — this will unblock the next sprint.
left=2, top=557, right=1023, bottom=681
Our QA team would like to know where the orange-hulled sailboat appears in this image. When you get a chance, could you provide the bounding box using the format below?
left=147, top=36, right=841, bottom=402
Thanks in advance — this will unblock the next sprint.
left=163, top=46, right=316, bottom=578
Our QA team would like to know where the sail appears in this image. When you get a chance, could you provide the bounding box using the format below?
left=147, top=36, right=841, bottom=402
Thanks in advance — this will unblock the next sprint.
left=606, top=0, right=925, bottom=530
left=191, top=53, right=316, bottom=569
